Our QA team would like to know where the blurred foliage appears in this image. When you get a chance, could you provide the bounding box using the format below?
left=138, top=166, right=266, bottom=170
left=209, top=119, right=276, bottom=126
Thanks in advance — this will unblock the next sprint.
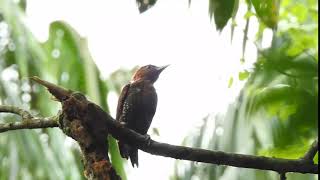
left=187, top=0, right=278, bottom=31
left=250, top=0, right=279, bottom=29
left=187, top=0, right=240, bottom=31
left=173, top=0, right=318, bottom=179
left=0, top=0, right=318, bottom=179
left=108, top=66, right=138, bottom=94
left=0, top=0, right=126, bottom=179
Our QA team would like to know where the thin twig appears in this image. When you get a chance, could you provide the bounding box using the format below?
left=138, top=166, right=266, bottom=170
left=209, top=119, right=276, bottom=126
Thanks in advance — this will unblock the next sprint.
left=0, top=118, right=59, bottom=133
left=0, top=105, right=33, bottom=119
left=241, top=2, right=251, bottom=61
left=0, top=105, right=59, bottom=133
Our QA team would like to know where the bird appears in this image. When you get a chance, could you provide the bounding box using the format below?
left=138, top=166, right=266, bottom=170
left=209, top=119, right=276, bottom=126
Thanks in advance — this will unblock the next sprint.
left=116, top=64, right=169, bottom=167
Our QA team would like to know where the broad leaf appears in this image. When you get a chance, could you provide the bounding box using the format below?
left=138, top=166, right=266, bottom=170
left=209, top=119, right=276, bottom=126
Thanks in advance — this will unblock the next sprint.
left=209, top=0, right=239, bottom=31
left=250, top=0, right=279, bottom=29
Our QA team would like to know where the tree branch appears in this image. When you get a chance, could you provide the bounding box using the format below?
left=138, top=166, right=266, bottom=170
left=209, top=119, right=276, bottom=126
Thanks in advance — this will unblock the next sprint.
left=0, top=105, right=59, bottom=133
left=1, top=103, right=318, bottom=175
left=280, top=173, right=286, bottom=180
left=0, top=105, right=33, bottom=119
left=1, top=77, right=318, bottom=180
left=92, top=101, right=318, bottom=174
left=302, top=139, right=318, bottom=162
left=30, top=76, right=121, bottom=180
left=0, top=118, right=59, bottom=133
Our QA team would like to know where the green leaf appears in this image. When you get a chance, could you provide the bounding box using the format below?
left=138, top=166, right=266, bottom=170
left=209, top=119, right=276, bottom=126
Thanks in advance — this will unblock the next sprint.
left=290, top=3, right=308, bottom=23
left=247, top=85, right=315, bottom=122
left=244, top=11, right=255, bottom=19
left=42, top=21, right=88, bottom=92
left=286, top=28, right=318, bottom=57
left=0, top=2, right=127, bottom=178
left=228, top=76, right=234, bottom=88
left=109, top=137, right=127, bottom=180
left=43, top=21, right=127, bottom=178
left=314, top=152, right=318, bottom=164
left=18, top=0, right=26, bottom=12
left=209, top=0, right=239, bottom=31
left=266, top=101, right=297, bottom=121
left=250, top=0, right=279, bottom=29
left=238, top=70, right=250, bottom=81
left=259, top=141, right=311, bottom=159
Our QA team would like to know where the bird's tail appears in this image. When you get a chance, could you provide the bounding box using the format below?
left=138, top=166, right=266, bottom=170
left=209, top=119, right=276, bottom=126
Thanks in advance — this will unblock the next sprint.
left=118, top=142, right=139, bottom=167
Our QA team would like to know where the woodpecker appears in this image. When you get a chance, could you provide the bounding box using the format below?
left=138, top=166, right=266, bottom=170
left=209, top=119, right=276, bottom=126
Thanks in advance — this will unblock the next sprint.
left=116, top=64, right=168, bottom=167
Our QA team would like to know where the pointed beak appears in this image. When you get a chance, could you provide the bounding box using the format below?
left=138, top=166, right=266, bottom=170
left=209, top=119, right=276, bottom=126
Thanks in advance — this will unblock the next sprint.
left=157, top=64, right=170, bottom=73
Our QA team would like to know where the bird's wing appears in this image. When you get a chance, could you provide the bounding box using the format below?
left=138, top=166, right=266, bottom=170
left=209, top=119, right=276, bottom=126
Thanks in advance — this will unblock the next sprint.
left=116, top=83, right=131, bottom=122
left=128, top=81, right=157, bottom=134
left=140, top=85, right=157, bottom=134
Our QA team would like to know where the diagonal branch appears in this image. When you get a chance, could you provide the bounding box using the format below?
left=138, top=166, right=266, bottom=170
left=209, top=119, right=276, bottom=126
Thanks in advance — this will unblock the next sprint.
left=302, top=139, right=319, bottom=162
left=1, top=102, right=318, bottom=175
left=90, top=101, right=318, bottom=174
left=0, top=77, right=318, bottom=180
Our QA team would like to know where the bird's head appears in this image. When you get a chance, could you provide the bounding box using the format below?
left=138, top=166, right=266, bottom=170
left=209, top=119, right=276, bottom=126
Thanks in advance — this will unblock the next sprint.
left=132, top=64, right=169, bottom=83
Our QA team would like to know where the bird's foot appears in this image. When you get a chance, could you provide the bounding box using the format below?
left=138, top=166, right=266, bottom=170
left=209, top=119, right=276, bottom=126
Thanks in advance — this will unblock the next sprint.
left=144, top=134, right=151, bottom=146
